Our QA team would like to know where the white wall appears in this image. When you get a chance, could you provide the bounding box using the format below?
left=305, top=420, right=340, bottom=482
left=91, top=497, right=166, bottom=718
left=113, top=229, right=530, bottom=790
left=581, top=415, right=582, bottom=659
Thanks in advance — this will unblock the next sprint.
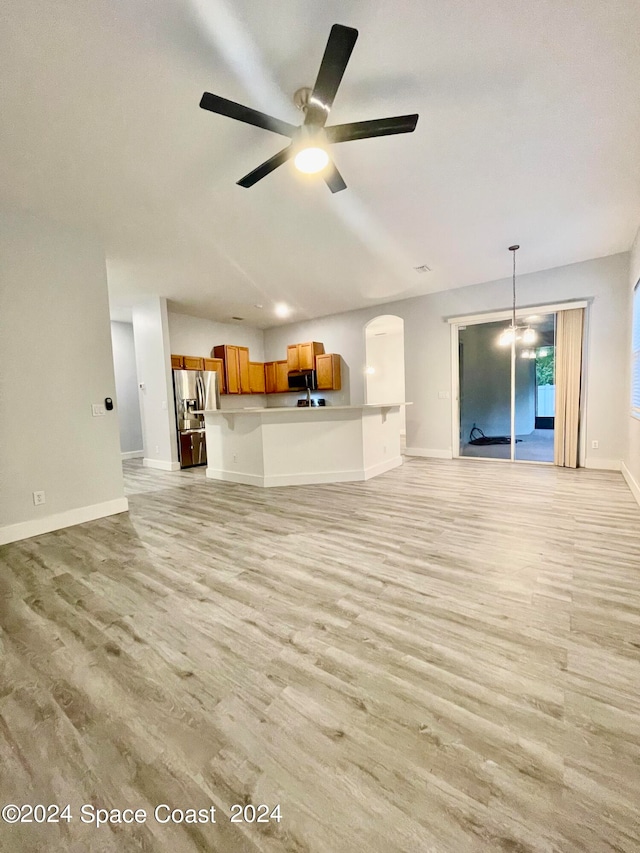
left=168, top=311, right=268, bottom=409
left=0, top=208, right=126, bottom=544
left=110, top=322, right=143, bottom=455
left=168, top=312, right=265, bottom=361
left=264, top=253, right=629, bottom=467
left=132, top=297, right=179, bottom=470
left=623, top=226, right=640, bottom=503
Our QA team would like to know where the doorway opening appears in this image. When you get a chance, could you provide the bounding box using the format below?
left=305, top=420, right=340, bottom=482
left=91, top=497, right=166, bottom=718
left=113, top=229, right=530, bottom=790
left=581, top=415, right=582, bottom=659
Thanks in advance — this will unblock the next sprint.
left=365, top=315, right=406, bottom=437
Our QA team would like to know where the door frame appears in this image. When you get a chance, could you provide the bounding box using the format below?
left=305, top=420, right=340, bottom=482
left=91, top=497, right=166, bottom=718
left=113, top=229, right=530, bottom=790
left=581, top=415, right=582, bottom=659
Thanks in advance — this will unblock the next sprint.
left=449, top=299, right=589, bottom=464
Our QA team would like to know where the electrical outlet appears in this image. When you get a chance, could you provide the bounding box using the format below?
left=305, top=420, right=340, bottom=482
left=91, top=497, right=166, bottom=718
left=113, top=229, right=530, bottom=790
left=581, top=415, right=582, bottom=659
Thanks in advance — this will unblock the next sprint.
left=232, top=453, right=238, bottom=463
left=33, top=491, right=46, bottom=506
left=155, top=445, right=159, bottom=454
left=591, top=440, right=599, bottom=449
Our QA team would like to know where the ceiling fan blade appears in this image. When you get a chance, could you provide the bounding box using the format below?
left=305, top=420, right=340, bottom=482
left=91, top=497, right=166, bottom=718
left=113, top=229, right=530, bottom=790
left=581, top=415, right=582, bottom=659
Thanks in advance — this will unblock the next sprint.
left=326, top=114, right=419, bottom=144
left=305, top=24, right=358, bottom=128
left=200, top=92, right=297, bottom=138
left=236, top=146, right=293, bottom=188
left=324, top=161, right=347, bottom=193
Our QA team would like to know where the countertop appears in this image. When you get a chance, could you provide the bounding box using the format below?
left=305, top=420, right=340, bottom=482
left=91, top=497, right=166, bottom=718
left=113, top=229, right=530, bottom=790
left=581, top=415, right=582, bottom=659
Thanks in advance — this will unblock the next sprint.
left=196, top=403, right=411, bottom=415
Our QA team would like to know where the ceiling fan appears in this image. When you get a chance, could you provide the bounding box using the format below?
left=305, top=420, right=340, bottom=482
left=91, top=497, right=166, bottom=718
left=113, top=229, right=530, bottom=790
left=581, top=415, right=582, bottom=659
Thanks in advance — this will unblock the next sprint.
left=199, top=24, right=419, bottom=193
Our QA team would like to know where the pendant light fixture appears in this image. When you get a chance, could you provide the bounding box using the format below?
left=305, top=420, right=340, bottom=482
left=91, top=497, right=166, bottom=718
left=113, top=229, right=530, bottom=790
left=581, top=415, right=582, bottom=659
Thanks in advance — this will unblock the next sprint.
left=497, top=245, right=537, bottom=348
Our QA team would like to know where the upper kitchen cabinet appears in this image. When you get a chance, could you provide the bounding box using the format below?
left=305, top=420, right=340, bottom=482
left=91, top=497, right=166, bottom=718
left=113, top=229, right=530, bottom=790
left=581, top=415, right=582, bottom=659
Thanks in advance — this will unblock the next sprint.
left=287, top=341, right=324, bottom=372
left=212, top=345, right=250, bottom=394
left=264, top=360, right=289, bottom=394
left=238, top=347, right=250, bottom=393
left=171, top=354, right=184, bottom=369
left=316, top=353, right=341, bottom=391
left=264, top=361, right=276, bottom=394
left=249, top=361, right=266, bottom=394
left=183, top=356, right=204, bottom=371
left=275, top=360, right=289, bottom=393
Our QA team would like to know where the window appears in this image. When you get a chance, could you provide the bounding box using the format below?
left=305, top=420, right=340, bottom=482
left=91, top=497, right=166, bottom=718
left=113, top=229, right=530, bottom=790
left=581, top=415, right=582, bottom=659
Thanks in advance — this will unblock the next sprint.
left=633, top=280, right=640, bottom=419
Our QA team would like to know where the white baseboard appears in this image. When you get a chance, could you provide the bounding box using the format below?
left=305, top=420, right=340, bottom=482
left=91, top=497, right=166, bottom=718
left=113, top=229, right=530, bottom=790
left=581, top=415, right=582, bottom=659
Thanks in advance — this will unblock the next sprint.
left=405, top=447, right=453, bottom=459
left=206, top=468, right=265, bottom=486
left=121, top=450, right=144, bottom=459
left=584, top=457, right=621, bottom=471
left=621, top=461, right=640, bottom=507
left=143, top=458, right=180, bottom=471
left=0, top=497, right=129, bottom=546
left=363, top=456, right=403, bottom=480
left=206, top=457, right=402, bottom=488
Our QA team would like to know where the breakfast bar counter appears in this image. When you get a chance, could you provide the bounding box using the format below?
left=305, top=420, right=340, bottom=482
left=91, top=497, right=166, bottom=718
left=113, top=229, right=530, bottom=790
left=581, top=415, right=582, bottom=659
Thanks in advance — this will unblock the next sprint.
left=198, top=403, right=408, bottom=487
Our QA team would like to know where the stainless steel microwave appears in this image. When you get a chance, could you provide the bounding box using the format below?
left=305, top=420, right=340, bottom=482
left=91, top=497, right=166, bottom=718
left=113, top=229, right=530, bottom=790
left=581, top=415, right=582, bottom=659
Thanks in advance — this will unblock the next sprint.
left=288, top=369, right=317, bottom=390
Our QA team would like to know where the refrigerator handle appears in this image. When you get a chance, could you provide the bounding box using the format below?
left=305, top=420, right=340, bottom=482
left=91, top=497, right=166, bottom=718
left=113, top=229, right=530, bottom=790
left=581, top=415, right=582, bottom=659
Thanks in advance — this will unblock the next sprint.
left=197, top=372, right=205, bottom=412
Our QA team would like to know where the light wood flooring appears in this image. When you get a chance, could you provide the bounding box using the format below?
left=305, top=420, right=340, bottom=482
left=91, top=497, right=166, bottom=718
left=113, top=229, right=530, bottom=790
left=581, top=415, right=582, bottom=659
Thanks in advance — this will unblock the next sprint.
left=1, top=457, right=639, bottom=853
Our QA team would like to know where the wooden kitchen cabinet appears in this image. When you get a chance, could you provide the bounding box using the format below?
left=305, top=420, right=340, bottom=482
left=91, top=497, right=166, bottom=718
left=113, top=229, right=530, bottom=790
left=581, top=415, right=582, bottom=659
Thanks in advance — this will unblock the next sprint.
left=275, top=360, right=289, bottom=393
left=265, top=361, right=289, bottom=393
left=183, top=355, right=205, bottom=370
left=238, top=347, right=250, bottom=393
left=203, top=357, right=225, bottom=394
left=316, top=353, right=341, bottom=391
left=171, top=354, right=185, bottom=369
left=264, top=362, right=276, bottom=394
left=249, top=361, right=266, bottom=393
left=286, top=345, right=299, bottom=372
left=287, top=341, right=324, bottom=372
left=212, top=345, right=239, bottom=393
left=212, top=345, right=250, bottom=394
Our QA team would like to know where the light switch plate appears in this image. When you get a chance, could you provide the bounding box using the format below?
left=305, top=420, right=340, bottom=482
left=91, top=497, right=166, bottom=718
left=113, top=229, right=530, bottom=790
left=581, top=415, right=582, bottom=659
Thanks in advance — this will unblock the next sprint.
left=92, top=403, right=106, bottom=417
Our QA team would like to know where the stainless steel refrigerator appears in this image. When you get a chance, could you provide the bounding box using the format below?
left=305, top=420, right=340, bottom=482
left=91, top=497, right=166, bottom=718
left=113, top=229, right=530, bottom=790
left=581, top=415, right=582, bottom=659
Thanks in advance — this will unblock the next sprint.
left=173, top=369, right=220, bottom=468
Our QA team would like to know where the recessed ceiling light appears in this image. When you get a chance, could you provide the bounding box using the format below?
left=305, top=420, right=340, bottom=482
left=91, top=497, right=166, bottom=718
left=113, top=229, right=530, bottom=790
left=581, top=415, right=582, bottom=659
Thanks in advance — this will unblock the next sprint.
left=274, top=303, right=291, bottom=318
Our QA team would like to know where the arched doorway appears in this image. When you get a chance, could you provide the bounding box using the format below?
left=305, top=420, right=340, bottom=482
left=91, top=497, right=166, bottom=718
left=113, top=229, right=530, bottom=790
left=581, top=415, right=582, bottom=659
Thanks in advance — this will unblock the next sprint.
left=364, top=315, right=406, bottom=435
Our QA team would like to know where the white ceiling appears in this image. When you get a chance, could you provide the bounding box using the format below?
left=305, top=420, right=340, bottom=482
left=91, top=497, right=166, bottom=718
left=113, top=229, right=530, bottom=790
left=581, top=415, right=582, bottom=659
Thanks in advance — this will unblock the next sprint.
left=2, top=0, right=640, bottom=328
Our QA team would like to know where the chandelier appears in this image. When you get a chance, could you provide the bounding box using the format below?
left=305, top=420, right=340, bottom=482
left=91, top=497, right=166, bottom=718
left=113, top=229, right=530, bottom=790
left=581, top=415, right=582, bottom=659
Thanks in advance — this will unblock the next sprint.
left=498, top=245, right=537, bottom=351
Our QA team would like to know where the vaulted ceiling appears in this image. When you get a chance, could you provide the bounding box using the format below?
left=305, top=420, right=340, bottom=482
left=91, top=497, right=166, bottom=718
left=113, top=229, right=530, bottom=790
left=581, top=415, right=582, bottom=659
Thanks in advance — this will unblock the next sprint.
left=2, top=0, right=640, bottom=327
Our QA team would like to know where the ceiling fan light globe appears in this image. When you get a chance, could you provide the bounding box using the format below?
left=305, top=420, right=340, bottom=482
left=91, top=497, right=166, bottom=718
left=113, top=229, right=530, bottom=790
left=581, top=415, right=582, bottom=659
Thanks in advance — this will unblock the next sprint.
left=498, top=327, right=515, bottom=346
left=294, top=147, right=329, bottom=174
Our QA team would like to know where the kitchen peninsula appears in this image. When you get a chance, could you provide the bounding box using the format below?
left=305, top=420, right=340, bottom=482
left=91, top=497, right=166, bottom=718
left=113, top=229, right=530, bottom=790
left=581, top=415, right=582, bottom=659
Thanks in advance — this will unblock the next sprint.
left=199, top=404, right=408, bottom=487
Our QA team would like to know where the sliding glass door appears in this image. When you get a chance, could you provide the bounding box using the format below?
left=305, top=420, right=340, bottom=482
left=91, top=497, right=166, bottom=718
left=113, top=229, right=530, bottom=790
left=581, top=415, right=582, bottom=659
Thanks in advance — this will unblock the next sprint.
left=458, top=314, right=556, bottom=462
left=459, top=320, right=512, bottom=459
left=515, top=314, right=555, bottom=462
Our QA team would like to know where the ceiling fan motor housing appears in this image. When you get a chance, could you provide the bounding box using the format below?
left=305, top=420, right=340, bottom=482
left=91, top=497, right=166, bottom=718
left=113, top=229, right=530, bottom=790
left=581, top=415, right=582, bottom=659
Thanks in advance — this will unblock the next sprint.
left=293, top=87, right=313, bottom=113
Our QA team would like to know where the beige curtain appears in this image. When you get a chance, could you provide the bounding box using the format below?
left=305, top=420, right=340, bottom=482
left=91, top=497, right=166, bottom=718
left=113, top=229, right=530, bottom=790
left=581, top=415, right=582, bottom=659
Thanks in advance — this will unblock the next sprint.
left=554, top=308, right=584, bottom=467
